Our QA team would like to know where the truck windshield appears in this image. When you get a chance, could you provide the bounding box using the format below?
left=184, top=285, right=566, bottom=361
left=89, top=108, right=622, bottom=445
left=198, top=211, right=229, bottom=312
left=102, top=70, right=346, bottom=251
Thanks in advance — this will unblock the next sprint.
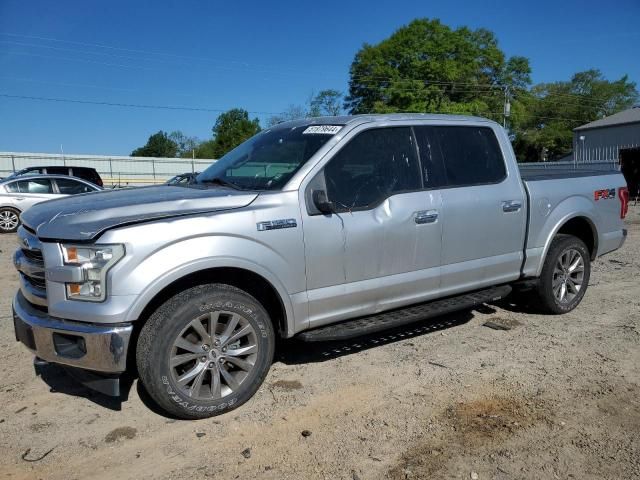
left=196, top=124, right=340, bottom=190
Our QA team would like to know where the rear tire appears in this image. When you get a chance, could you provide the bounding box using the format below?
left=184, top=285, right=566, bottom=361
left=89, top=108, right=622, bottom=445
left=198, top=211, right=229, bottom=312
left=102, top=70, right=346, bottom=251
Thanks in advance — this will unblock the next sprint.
left=136, top=283, right=275, bottom=419
left=536, top=234, right=591, bottom=314
left=0, top=207, right=20, bottom=233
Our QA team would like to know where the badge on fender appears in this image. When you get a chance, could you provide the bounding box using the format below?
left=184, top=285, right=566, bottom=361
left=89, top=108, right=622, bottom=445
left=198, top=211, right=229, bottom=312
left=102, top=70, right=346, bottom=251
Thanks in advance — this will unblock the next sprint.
left=256, top=219, right=297, bottom=231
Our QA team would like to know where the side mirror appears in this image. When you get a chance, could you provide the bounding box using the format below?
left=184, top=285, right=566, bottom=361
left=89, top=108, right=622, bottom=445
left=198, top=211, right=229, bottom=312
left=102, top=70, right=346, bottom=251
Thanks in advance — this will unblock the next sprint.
left=312, top=190, right=335, bottom=214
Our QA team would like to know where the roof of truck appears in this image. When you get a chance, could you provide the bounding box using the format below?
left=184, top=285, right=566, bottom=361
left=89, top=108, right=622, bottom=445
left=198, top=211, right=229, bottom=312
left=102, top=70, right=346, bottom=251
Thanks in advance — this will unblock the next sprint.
left=269, top=113, right=495, bottom=129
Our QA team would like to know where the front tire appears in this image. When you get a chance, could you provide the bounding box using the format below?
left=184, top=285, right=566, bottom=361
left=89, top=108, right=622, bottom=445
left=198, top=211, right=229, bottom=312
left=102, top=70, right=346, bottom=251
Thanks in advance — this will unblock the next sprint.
left=536, top=234, right=591, bottom=314
left=136, top=284, right=275, bottom=419
left=0, top=207, right=20, bottom=233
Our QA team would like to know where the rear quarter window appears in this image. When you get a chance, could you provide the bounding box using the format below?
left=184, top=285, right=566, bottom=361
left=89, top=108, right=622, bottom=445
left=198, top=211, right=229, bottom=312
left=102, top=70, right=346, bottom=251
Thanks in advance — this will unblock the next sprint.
left=46, top=166, right=70, bottom=175
left=71, top=168, right=101, bottom=184
left=435, top=126, right=506, bottom=187
left=4, top=181, right=20, bottom=193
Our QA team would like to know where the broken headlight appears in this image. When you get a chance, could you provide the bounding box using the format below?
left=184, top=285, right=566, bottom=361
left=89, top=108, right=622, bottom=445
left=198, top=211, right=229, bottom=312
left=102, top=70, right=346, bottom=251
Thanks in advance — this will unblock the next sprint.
left=61, top=244, right=125, bottom=302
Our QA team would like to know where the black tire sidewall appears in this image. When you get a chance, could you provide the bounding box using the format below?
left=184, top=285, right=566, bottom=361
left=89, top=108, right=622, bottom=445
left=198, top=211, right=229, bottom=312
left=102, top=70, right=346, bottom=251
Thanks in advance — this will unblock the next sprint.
left=137, top=284, right=275, bottom=419
left=0, top=207, right=20, bottom=233
left=538, top=235, right=591, bottom=314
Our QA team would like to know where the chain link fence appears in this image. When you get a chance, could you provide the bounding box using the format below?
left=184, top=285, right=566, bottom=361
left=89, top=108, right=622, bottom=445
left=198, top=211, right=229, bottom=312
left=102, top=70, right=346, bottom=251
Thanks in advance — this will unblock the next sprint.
left=0, top=152, right=216, bottom=187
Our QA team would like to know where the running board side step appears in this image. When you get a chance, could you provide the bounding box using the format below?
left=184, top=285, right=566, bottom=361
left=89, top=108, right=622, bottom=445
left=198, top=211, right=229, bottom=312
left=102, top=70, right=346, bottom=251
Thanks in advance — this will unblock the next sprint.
left=297, top=285, right=511, bottom=342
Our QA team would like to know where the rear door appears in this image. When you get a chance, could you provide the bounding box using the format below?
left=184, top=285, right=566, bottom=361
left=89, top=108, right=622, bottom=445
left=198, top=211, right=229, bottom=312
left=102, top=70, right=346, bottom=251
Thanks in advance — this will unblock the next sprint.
left=434, top=125, right=527, bottom=293
left=301, top=126, right=443, bottom=328
left=7, top=178, right=55, bottom=210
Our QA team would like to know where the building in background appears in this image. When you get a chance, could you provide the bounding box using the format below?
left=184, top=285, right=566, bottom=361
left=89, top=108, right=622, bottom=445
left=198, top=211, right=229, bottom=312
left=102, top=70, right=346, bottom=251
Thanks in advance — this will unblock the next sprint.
left=574, top=105, right=640, bottom=198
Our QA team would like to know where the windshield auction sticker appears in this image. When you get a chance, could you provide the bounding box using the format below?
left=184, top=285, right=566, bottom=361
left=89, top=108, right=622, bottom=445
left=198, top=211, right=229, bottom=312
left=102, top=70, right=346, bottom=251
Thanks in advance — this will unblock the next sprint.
left=302, top=125, right=342, bottom=135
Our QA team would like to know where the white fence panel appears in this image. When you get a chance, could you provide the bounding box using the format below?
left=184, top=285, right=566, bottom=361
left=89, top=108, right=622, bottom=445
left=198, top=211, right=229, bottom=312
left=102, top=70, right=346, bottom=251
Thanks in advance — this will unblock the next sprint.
left=0, top=152, right=215, bottom=186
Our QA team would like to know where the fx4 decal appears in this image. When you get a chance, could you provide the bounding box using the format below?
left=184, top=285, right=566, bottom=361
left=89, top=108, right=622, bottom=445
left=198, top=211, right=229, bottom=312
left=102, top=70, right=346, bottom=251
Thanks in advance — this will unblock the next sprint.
left=594, top=189, right=615, bottom=201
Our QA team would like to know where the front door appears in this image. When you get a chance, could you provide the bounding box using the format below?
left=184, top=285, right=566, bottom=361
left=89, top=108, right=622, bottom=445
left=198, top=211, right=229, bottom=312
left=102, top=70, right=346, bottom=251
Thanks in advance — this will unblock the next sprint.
left=301, top=126, right=443, bottom=328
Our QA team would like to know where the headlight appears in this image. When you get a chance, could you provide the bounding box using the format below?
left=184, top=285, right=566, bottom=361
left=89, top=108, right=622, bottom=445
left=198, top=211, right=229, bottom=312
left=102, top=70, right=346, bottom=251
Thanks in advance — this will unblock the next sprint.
left=61, top=244, right=125, bottom=301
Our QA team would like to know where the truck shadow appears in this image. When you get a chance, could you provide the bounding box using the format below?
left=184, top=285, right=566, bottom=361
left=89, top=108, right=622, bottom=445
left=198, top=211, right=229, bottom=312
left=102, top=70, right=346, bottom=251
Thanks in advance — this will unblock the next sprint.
left=34, top=362, right=128, bottom=411
left=33, top=305, right=492, bottom=415
left=277, top=307, right=481, bottom=365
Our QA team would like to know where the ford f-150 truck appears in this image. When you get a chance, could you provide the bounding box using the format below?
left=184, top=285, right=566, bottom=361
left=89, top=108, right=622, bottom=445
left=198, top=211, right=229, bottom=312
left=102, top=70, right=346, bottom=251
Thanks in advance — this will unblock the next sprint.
left=12, top=114, right=629, bottom=419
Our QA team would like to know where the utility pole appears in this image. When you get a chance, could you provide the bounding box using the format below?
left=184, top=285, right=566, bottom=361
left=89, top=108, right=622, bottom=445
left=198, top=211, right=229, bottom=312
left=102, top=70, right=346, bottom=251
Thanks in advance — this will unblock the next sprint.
left=503, top=86, right=511, bottom=129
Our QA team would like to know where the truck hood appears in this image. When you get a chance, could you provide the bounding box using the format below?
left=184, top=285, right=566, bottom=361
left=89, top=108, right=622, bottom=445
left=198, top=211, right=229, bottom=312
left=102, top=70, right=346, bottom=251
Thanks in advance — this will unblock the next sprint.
left=21, top=185, right=259, bottom=242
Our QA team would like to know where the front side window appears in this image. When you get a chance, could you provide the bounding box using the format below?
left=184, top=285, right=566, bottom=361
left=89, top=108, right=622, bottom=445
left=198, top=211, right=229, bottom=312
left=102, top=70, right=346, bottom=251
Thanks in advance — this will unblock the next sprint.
left=56, top=178, right=95, bottom=194
left=15, top=179, right=54, bottom=194
left=323, top=127, right=422, bottom=211
left=197, top=124, right=339, bottom=190
left=434, top=126, right=506, bottom=187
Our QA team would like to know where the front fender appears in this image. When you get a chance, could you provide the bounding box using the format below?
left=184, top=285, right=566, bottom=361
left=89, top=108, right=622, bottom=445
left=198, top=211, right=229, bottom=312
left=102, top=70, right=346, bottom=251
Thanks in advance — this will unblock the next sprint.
left=96, top=196, right=308, bottom=336
left=123, top=253, right=296, bottom=334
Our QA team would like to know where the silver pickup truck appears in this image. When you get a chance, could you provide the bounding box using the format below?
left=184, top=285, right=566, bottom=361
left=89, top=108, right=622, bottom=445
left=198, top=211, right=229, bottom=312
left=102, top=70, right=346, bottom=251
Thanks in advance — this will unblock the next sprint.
left=12, top=114, right=629, bottom=419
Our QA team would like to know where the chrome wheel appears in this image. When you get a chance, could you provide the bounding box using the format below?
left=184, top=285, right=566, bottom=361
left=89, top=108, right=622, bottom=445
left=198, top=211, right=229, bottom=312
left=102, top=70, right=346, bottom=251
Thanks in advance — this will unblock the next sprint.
left=0, top=209, right=19, bottom=232
left=552, top=248, right=585, bottom=304
left=169, top=310, right=259, bottom=400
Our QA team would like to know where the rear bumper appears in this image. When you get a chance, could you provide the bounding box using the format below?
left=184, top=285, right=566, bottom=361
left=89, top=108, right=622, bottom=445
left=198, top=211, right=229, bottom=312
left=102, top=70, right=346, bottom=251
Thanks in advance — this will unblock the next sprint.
left=598, top=228, right=627, bottom=257
left=12, top=291, right=133, bottom=373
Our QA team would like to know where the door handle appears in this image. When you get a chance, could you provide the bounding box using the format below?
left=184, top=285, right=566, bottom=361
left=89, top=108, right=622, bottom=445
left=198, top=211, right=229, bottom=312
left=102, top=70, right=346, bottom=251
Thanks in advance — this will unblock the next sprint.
left=502, top=200, right=522, bottom=213
left=415, top=210, right=438, bottom=224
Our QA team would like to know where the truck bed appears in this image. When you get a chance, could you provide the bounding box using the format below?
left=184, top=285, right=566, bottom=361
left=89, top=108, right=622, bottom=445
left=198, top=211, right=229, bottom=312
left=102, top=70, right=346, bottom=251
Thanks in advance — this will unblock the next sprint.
left=518, top=162, right=620, bottom=181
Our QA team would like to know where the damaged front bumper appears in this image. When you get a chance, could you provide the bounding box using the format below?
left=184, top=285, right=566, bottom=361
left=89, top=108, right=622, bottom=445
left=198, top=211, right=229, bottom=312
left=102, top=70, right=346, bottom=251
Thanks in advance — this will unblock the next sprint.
left=12, top=291, right=133, bottom=395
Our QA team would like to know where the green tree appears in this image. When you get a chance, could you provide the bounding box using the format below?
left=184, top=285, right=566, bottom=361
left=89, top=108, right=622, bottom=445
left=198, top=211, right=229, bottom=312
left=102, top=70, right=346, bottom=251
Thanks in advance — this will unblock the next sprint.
left=266, top=104, right=307, bottom=127
left=345, top=18, right=531, bottom=119
left=193, top=139, right=217, bottom=159
left=211, top=108, right=261, bottom=157
left=131, top=131, right=179, bottom=157
left=513, top=70, right=638, bottom=162
left=169, top=131, right=200, bottom=158
left=309, top=89, right=343, bottom=117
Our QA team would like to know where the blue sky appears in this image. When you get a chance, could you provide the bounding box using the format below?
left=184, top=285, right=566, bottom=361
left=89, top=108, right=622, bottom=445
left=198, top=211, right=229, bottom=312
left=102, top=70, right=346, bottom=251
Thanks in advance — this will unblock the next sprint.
left=1, top=0, right=638, bottom=155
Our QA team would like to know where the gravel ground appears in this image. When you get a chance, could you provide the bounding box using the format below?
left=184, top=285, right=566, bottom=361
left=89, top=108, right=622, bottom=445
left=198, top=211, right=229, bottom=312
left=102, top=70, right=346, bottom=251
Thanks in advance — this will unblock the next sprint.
left=0, top=207, right=639, bottom=480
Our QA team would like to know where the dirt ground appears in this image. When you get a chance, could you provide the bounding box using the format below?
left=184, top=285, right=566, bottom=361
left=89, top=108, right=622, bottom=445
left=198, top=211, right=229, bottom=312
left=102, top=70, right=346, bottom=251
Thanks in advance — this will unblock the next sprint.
left=1, top=208, right=639, bottom=480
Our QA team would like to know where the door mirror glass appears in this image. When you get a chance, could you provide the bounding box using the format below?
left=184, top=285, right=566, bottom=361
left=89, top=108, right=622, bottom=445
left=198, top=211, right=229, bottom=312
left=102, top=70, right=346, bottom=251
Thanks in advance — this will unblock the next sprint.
left=312, top=189, right=334, bottom=214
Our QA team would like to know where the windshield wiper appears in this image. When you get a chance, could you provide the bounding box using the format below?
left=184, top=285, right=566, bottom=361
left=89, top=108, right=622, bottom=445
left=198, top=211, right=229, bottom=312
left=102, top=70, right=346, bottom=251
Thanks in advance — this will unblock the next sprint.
left=198, top=177, right=243, bottom=190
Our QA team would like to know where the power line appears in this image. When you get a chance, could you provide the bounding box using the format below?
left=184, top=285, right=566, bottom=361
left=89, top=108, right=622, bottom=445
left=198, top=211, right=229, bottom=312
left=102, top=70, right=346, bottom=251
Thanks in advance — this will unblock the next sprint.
left=0, top=32, right=323, bottom=78
left=0, top=93, right=279, bottom=115
left=0, top=92, right=590, bottom=123
left=2, top=33, right=628, bottom=108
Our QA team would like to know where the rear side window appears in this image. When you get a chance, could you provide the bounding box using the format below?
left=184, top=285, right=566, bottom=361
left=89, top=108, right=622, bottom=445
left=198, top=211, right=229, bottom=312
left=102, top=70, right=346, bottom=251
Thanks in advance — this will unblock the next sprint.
left=55, top=178, right=96, bottom=194
left=46, top=166, right=70, bottom=175
left=434, top=127, right=506, bottom=187
left=14, top=179, right=54, bottom=194
left=324, top=127, right=422, bottom=211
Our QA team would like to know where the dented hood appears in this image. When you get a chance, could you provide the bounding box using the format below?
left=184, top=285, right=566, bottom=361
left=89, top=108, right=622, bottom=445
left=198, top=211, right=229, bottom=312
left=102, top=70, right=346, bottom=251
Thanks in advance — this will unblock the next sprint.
left=21, top=185, right=258, bottom=241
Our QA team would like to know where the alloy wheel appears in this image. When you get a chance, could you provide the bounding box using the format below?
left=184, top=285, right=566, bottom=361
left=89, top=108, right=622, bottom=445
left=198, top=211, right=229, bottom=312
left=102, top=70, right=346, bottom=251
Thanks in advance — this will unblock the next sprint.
left=552, top=248, right=585, bottom=304
left=169, top=310, right=259, bottom=400
left=0, top=210, right=19, bottom=232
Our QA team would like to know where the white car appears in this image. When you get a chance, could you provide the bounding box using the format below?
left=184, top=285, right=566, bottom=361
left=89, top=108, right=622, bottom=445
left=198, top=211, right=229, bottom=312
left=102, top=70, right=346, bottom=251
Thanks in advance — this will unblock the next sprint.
left=0, top=175, right=101, bottom=233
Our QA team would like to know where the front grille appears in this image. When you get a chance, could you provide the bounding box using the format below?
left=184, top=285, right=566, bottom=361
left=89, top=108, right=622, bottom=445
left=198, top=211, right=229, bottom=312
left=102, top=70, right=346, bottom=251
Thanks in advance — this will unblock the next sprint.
left=15, top=228, right=48, bottom=308
left=23, top=274, right=46, bottom=290
left=22, top=248, right=44, bottom=264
